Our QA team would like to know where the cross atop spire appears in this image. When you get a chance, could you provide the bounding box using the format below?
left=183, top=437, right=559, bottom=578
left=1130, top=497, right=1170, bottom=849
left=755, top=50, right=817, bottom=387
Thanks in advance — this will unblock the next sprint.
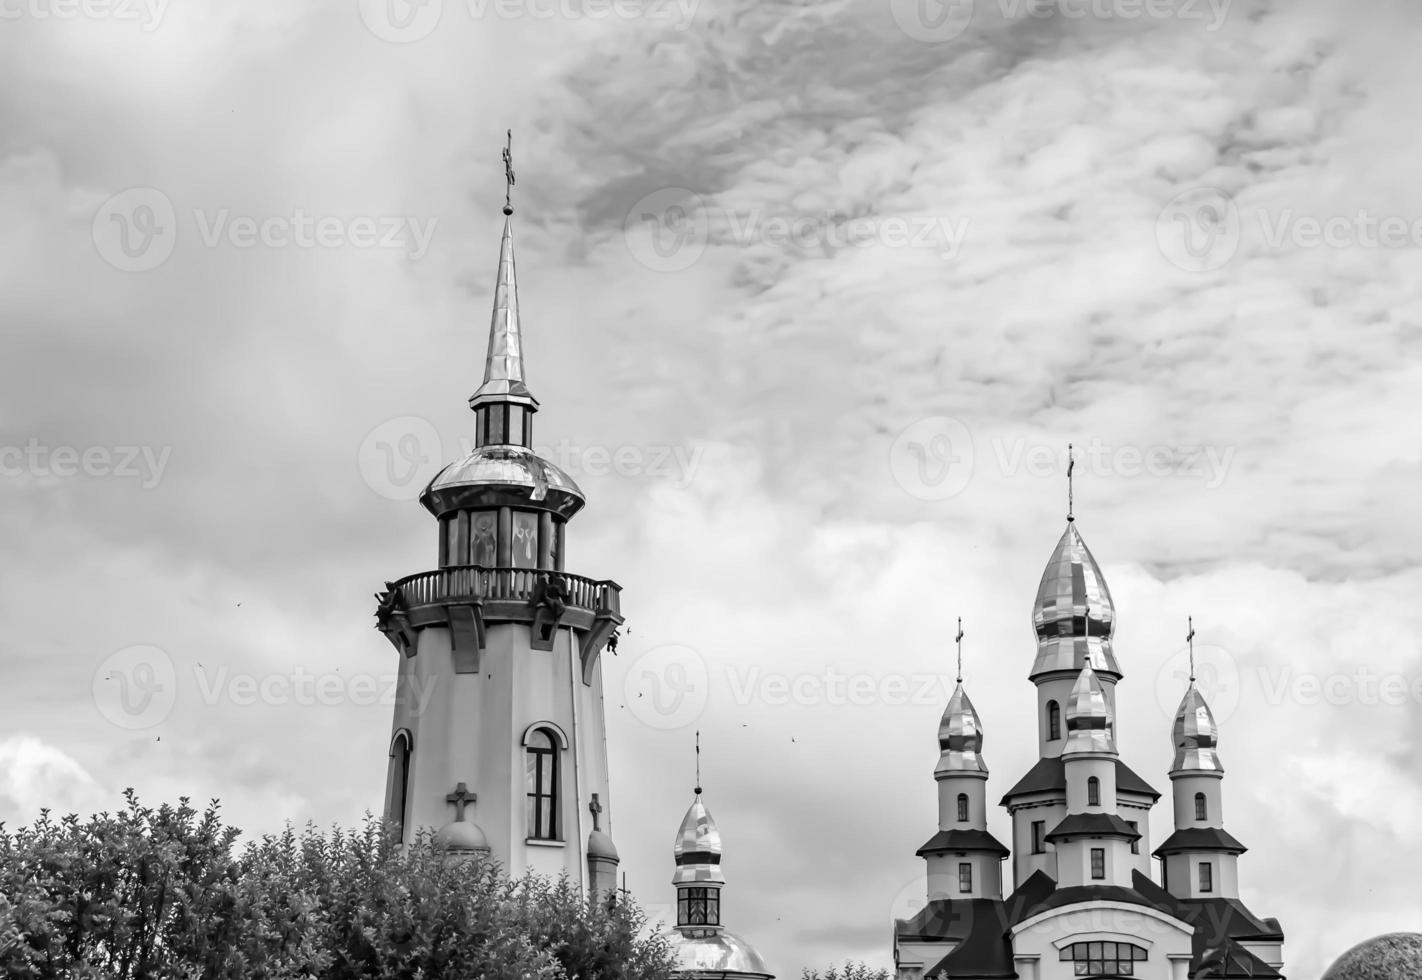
left=1067, top=442, right=1076, bottom=522
left=955, top=617, right=964, bottom=684
left=1187, top=615, right=1196, bottom=683
left=502, top=129, right=515, bottom=216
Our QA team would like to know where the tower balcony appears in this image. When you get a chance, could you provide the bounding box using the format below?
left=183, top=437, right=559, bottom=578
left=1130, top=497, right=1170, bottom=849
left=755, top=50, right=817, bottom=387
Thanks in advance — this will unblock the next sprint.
left=375, top=565, right=623, bottom=681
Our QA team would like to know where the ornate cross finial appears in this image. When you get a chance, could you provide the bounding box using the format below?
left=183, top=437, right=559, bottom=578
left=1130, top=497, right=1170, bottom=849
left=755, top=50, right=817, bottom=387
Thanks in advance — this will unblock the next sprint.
left=694, top=730, right=702, bottom=795
left=1067, top=442, right=1076, bottom=523
left=1186, top=616, right=1196, bottom=683
left=955, top=617, right=964, bottom=684
left=446, top=782, right=476, bottom=821
left=589, top=793, right=604, bottom=832
left=502, top=129, right=515, bottom=216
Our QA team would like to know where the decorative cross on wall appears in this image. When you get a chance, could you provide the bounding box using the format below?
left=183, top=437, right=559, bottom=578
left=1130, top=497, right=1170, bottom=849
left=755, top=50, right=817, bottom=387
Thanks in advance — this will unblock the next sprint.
left=589, top=793, right=604, bottom=832
left=447, top=782, right=476, bottom=821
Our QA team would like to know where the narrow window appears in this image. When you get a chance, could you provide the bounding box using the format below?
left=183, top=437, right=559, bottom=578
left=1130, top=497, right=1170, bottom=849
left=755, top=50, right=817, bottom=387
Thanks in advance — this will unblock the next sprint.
left=956, top=793, right=969, bottom=823
left=1199, top=862, right=1213, bottom=893
left=387, top=731, right=411, bottom=842
left=1090, top=847, right=1105, bottom=880
left=958, top=862, right=972, bottom=894
left=1087, top=776, right=1100, bottom=806
left=1195, top=792, right=1208, bottom=821
left=1031, top=820, right=1046, bottom=854
left=677, top=886, right=719, bottom=926
left=1127, top=820, right=1139, bottom=855
left=1047, top=700, right=1061, bottom=741
left=525, top=729, right=558, bottom=840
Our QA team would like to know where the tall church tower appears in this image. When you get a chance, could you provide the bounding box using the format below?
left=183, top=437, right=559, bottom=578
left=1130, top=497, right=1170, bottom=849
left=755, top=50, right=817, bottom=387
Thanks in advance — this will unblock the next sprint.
left=374, top=144, right=624, bottom=894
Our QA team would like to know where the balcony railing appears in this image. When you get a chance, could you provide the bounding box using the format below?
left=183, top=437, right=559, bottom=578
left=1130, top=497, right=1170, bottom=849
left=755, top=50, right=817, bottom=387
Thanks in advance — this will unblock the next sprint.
left=389, top=566, right=621, bottom=618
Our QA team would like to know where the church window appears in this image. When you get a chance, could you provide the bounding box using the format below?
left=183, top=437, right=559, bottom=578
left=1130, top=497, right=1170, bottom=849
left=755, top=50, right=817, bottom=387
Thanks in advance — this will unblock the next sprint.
left=471, top=512, right=498, bottom=566
left=958, top=863, right=972, bottom=893
left=956, top=793, right=969, bottom=822
left=1047, top=700, right=1061, bottom=741
left=1087, top=776, right=1100, bottom=806
left=1059, top=941, right=1148, bottom=976
left=1127, top=820, right=1139, bottom=854
left=387, top=730, right=412, bottom=842
left=1031, top=820, right=1046, bottom=854
left=1194, top=792, right=1208, bottom=821
left=677, top=887, right=720, bottom=926
left=525, top=728, right=559, bottom=840
left=1199, top=862, right=1213, bottom=893
left=511, top=512, right=540, bottom=569
left=1090, top=848, right=1105, bottom=880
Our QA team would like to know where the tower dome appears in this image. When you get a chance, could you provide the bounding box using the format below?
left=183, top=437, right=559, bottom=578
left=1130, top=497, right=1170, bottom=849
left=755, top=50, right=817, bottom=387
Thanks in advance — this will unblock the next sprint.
left=1031, top=521, right=1120, bottom=680
left=936, top=682, right=988, bottom=774
left=1062, top=663, right=1115, bottom=755
left=1171, top=682, right=1223, bottom=773
left=672, top=791, right=725, bottom=885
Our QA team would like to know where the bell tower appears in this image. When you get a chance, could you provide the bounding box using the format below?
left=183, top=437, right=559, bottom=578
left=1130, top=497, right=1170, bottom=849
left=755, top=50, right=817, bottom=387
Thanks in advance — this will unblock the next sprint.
left=374, top=133, right=624, bottom=893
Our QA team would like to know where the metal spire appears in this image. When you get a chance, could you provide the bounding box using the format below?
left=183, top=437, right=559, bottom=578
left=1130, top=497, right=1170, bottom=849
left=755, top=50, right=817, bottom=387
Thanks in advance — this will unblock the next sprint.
left=1067, top=442, right=1075, bottom=523
left=694, top=730, right=701, bottom=795
left=469, top=129, right=537, bottom=416
left=955, top=617, right=964, bottom=684
left=1187, top=615, right=1196, bottom=683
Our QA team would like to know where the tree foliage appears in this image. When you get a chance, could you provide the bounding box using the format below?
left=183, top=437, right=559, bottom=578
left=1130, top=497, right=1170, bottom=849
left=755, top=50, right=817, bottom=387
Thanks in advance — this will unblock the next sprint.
left=801, top=962, right=892, bottom=980
left=0, top=791, right=674, bottom=980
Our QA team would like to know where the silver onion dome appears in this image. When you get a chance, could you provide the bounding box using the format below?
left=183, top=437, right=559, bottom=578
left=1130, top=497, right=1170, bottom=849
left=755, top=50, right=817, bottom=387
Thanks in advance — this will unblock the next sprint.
left=1171, top=682, right=1223, bottom=773
left=936, top=682, right=989, bottom=775
left=1031, top=521, right=1121, bottom=679
left=662, top=928, right=773, bottom=980
left=1063, top=663, right=1116, bottom=755
left=672, top=792, right=725, bottom=886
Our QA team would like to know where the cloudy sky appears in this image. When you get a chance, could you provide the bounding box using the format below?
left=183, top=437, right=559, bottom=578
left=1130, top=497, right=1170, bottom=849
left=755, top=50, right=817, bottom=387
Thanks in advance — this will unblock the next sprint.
left=2, top=0, right=1420, bottom=976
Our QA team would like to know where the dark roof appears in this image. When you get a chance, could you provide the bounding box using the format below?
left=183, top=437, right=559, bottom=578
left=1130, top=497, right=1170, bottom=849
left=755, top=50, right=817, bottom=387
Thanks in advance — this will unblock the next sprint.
left=917, top=829, right=1011, bottom=857
left=1153, top=827, right=1248, bottom=856
left=924, top=902, right=1017, bottom=980
left=1044, top=812, right=1141, bottom=843
left=894, top=899, right=989, bottom=942
left=999, top=756, right=1161, bottom=803
left=1131, top=872, right=1284, bottom=977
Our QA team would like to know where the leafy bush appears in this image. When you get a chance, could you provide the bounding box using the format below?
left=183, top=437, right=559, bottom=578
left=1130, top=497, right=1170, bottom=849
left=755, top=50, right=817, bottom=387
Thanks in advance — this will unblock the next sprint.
left=801, top=962, right=892, bottom=980
left=0, top=790, right=674, bottom=980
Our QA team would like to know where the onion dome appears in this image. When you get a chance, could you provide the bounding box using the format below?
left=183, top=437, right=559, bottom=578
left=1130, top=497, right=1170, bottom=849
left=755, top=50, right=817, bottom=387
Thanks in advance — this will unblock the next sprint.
left=421, top=444, right=584, bottom=518
left=936, top=683, right=989, bottom=775
left=1323, top=933, right=1422, bottom=980
left=588, top=829, right=620, bottom=861
left=672, top=792, right=725, bottom=886
left=662, top=928, right=774, bottom=980
left=434, top=816, right=490, bottom=854
left=1171, top=682, right=1223, bottom=773
left=1062, top=663, right=1116, bottom=755
left=1031, top=522, right=1120, bottom=680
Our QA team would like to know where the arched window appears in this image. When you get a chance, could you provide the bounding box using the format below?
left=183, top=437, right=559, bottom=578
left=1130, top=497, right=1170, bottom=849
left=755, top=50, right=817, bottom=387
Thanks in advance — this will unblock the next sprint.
left=1059, top=941, right=1148, bottom=976
left=1047, top=700, right=1061, bottom=741
left=957, top=793, right=969, bottom=822
left=1087, top=776, right=1100, bottom=806
left=1195, top=792, right=1208, bottom=821
left=525, top=728, right=559, bottom=840
left=387, top=730, right=412, bottom=842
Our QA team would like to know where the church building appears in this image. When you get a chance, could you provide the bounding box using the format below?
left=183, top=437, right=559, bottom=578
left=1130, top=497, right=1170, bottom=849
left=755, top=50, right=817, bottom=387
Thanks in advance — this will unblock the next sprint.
left=892, top=518, right=1287, bottom=980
